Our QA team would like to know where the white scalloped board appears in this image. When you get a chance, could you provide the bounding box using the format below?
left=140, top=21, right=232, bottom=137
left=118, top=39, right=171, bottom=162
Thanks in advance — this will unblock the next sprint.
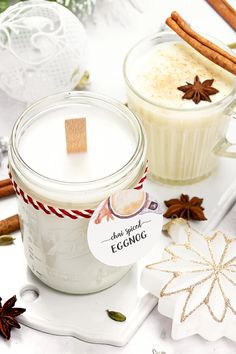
left=0, top=234, right=165, bottom=346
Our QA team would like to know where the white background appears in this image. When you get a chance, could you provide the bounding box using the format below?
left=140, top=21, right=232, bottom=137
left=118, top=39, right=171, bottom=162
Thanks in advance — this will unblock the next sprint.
left=0, top=0, right=236, bottom=353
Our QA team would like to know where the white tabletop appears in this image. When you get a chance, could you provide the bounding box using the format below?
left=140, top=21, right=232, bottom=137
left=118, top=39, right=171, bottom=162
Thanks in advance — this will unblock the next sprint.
left=0, top=0, right=236, bottom=353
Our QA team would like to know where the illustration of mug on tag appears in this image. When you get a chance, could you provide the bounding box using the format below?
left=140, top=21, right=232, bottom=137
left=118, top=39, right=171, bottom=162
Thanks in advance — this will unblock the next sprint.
left=88, top=190, right=163, bottom=267
left=95, top=190, right=162, bottom=224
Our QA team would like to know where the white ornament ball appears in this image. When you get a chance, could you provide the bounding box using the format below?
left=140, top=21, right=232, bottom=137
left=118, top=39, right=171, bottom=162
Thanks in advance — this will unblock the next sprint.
left=0, top=0, right=87, bottom=103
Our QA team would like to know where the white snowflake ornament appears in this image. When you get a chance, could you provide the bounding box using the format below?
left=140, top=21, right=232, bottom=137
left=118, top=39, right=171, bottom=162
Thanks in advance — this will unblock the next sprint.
left=142, top=219, right=236, bottom=341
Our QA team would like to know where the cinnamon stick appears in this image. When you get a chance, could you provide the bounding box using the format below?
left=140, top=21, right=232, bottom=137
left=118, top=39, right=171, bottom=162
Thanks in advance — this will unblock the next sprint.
left=166, top=11, right=236, bottom=75
left=0, top=178, right=12, bottom=188
left=0, top=214, right=20, bottom=236
left=171, top=11, right=236, bottom=64
left=0, top=184, right=15, bottom=198
left=206, top=0, right=236, bottom=31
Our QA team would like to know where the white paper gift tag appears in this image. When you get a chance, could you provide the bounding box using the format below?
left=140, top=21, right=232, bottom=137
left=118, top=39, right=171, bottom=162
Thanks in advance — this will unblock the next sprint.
left=87, top=189, right=163, bottom=266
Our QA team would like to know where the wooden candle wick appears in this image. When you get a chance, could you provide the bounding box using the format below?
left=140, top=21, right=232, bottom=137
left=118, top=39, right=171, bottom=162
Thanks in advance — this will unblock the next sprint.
left=0, top=214, right=20, bottom=236
left=65, top=118, right=87, bottom=153
left=166, top=11, right=236, bottom=75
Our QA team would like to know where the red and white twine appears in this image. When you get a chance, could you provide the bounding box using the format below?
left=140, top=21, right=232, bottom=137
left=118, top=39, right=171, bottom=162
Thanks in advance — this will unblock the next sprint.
left=9, top=166, right=148, bottom=220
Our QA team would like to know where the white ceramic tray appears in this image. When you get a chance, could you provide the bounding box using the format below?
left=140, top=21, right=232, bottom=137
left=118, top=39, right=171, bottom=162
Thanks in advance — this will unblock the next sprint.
left=204, top=179, right=236, bottom=234
left=1, top=153, right=236, bottom=346
left=0, top=231, right=166, bottom=347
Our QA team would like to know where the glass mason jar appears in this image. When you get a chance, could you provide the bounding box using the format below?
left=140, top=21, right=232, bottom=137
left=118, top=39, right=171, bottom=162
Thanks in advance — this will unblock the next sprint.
left=124, top=31, right=236, bottom=185
left=8, top=91, right=147, bottom=294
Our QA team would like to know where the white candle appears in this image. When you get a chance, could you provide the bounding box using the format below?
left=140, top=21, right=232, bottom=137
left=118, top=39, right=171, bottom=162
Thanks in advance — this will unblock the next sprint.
left=19, top=104, right=136, bottom=182
left=9, top=92, right=147, bottom=294
left=124, top=33, right=236, bottom=185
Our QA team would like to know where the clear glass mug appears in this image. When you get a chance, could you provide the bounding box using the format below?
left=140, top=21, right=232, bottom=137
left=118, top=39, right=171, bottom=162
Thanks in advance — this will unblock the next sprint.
left=123, top=31, right=236, bottom=185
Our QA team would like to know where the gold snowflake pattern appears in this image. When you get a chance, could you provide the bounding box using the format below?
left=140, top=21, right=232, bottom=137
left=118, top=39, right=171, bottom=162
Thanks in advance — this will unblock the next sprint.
left=147, top=222, right=236, bottom=323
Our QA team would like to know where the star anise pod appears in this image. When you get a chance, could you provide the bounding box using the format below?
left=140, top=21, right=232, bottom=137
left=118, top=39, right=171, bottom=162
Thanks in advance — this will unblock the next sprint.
left=177, top=75, right=219, bottom=104
left=164, top=194, right=207, bottom=221
left=0, top=295, right=26, bottom=340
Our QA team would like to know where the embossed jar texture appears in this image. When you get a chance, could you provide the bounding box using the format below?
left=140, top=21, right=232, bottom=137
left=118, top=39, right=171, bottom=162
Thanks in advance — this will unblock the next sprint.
left=8, top=92, right=147, bottom=294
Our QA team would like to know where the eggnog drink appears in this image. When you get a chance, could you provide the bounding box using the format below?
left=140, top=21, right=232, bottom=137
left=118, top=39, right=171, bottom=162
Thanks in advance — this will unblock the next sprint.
left=124, top=32, right=236, bottom=184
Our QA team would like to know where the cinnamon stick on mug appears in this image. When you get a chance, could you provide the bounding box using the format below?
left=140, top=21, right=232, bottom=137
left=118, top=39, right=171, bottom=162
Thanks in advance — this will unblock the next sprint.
left=0, top=214, right=20, bottom=236
left=166, top=11, right=236, bottom=75
left=206, top=0, right=236, bottom=31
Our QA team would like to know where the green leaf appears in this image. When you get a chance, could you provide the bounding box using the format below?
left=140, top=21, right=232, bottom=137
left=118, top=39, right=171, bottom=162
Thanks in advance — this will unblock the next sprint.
left=0, top=0, right=96, bottom=18
left=0, top=0, right=10, bottom=13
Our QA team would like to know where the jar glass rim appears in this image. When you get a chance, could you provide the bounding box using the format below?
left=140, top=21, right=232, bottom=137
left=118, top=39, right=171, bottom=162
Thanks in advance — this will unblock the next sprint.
left=123, top=31, right=236, bottom=113
left=9, top=91, right=146, bottom=193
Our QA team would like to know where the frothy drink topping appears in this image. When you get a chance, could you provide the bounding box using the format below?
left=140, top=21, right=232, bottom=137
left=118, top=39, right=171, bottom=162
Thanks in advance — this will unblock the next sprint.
left=130, top=42, right=234, bottom=109
left=110, top=190, right=145, bottom=216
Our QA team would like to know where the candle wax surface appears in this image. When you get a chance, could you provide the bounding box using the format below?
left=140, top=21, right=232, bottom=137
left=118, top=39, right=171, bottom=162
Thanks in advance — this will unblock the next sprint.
left=19, top=103, right=137, bottom=182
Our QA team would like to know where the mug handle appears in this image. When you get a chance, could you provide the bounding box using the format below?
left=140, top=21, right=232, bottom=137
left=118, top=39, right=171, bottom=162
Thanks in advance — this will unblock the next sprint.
left=214, top=109, right=236, bottom=158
